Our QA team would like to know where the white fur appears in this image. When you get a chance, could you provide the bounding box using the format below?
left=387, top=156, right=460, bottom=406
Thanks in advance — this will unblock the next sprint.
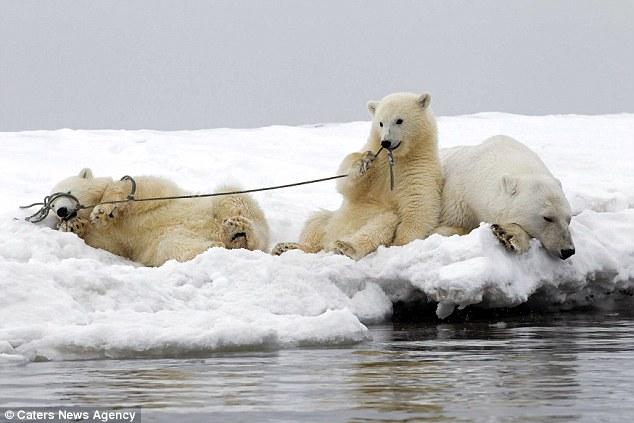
left=50, top=169, right=270, bottom=266
left=272, top=92, right=443, bottom=259
left=436, top=135, right=575, bottom=259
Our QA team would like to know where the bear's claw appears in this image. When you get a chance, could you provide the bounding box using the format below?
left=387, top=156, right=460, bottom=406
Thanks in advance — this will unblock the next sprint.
left=357, top=150, right=377, bottom=176
left=491, top=223, right=530, bottom=254
left=58, top=217, right=88, bottom=237
left=90, top=204, right=120, bottom=227
left=271, top=242, right=301, bottom=256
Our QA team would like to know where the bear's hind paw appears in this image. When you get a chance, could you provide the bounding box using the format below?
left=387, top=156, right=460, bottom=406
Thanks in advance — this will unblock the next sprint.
left=332, top=240, right=358, bottom=260
left=223, top=216, right=253, bottom=249
left=271, top=242, right=301, bottom=256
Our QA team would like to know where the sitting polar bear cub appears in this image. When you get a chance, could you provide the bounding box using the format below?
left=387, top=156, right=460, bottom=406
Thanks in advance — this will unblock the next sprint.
left=436, top=135, right=575, bottom=259
left=273, top=92, right=443, bottom=259
left=50, top=169, right=270, bottom=266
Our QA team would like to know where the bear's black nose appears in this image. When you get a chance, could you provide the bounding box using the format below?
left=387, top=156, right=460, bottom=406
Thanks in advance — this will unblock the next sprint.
left=381, top=140, right=391, bottom=148
left=56, top=207, right=69, bottom=218
left=560, top=248, right=575, bottom=260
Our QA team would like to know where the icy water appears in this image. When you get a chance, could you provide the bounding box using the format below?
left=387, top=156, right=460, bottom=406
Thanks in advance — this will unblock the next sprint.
left=2, top=312, right=634, bottom=423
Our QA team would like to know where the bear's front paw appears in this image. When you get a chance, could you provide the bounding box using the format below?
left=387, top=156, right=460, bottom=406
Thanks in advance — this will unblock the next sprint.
left=271, top=242, right=301, bottom=256
left=354, top=151, right=377, bottom=177
left=90, top=204, right=121, bottom=227
left=332, top=240, right=358, bottom=260
left=58, top=217, right=88, bottom=237
left=223, top=216, right=253, bottom=249
left=491, top=223, right=530, bottom=254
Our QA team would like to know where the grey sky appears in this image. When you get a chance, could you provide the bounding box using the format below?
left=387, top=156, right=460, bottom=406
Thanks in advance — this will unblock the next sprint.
left=1, top=0, right=633, bottom=131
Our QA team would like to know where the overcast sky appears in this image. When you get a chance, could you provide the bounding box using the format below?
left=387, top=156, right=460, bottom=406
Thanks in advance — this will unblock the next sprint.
left=1, top=0, right=633, bottom=131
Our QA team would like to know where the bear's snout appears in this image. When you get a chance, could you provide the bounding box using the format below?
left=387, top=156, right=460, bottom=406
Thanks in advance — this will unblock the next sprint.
left=381, top=140, right=401, bottom=150
left=56, top=207, right=69, bottom=219
left=560, top=248, right=575, bottom=260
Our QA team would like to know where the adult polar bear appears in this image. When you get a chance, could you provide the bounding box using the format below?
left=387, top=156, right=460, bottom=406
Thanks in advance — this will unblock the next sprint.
left=273, top=92, right=443, bottom=259
left=436, top=136, right=576, bottom=260
left=50, top=169, right=270, bottom=266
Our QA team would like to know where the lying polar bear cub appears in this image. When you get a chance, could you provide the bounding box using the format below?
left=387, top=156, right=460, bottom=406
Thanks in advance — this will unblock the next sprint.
left=435, top=135, right=575, bottom=259
left=50, top=169, right=270, bottom=266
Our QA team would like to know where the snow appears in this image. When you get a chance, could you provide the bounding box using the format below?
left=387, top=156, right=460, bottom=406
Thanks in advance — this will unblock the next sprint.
left=1, top=113, right=633, bottom=362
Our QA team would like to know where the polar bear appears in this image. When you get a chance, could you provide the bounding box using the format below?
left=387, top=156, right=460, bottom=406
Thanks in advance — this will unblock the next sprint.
left=272, top=92, right=443, bottom=259
left=435, top=135, right=575, bottom=259
left=49, top=168, right=270, bottom=266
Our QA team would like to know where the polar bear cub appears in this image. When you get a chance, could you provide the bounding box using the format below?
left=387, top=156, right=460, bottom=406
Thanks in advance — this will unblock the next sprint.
left=273, top=92, right=443, bottom=259
left=436, top=135, right=575, bottom=259
left=49, top=169, right=270, bottom=266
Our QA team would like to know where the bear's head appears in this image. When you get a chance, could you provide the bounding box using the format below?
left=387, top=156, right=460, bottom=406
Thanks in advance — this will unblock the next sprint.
left=49, top=168, right=111, bottom=220
left=367, top=92, right=437, bottom=158
left=502, top=174, right=575, bottom=259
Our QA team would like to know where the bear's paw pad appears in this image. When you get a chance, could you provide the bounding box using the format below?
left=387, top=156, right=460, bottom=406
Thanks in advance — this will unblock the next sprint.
left=223, top=216, right=253, bottom=241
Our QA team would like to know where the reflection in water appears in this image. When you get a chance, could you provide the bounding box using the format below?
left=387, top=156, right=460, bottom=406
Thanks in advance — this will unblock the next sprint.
left=345, top=321, right=585, bottom=422
left=1, top=313, right=634, bottom=422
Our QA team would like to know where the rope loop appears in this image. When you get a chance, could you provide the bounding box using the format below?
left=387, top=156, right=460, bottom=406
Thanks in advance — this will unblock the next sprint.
left=120, top=175, right=137, bottom=200
left=19, top=192, right=82, bottom=223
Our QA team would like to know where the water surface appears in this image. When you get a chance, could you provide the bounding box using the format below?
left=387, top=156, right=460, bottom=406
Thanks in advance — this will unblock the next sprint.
left=2, top=312, right=633, bottom=422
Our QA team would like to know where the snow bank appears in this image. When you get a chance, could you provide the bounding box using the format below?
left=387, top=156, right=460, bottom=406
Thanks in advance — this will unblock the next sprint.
left=1, top=114, right=633, bottom=362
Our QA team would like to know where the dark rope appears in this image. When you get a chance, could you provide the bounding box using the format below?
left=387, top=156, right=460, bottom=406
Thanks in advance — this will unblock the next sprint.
left=79, top=173, right=352, bottom=210
left=19, top=192, right=81, bottom=223
left=19, top=146, right=396, bottom=223
left=387, top=149, right=395, bottom=191
left=120, top=175, right=137, bottom=200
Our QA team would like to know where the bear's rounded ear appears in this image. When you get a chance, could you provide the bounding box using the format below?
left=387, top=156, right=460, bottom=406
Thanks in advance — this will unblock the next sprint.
left=418, top=93, right=431, bottom=109
left=367, top=101, right=378, bottom=116
left=78, top=168, right=93, bottom=179
left=501, top=175, right=518, bottom=196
